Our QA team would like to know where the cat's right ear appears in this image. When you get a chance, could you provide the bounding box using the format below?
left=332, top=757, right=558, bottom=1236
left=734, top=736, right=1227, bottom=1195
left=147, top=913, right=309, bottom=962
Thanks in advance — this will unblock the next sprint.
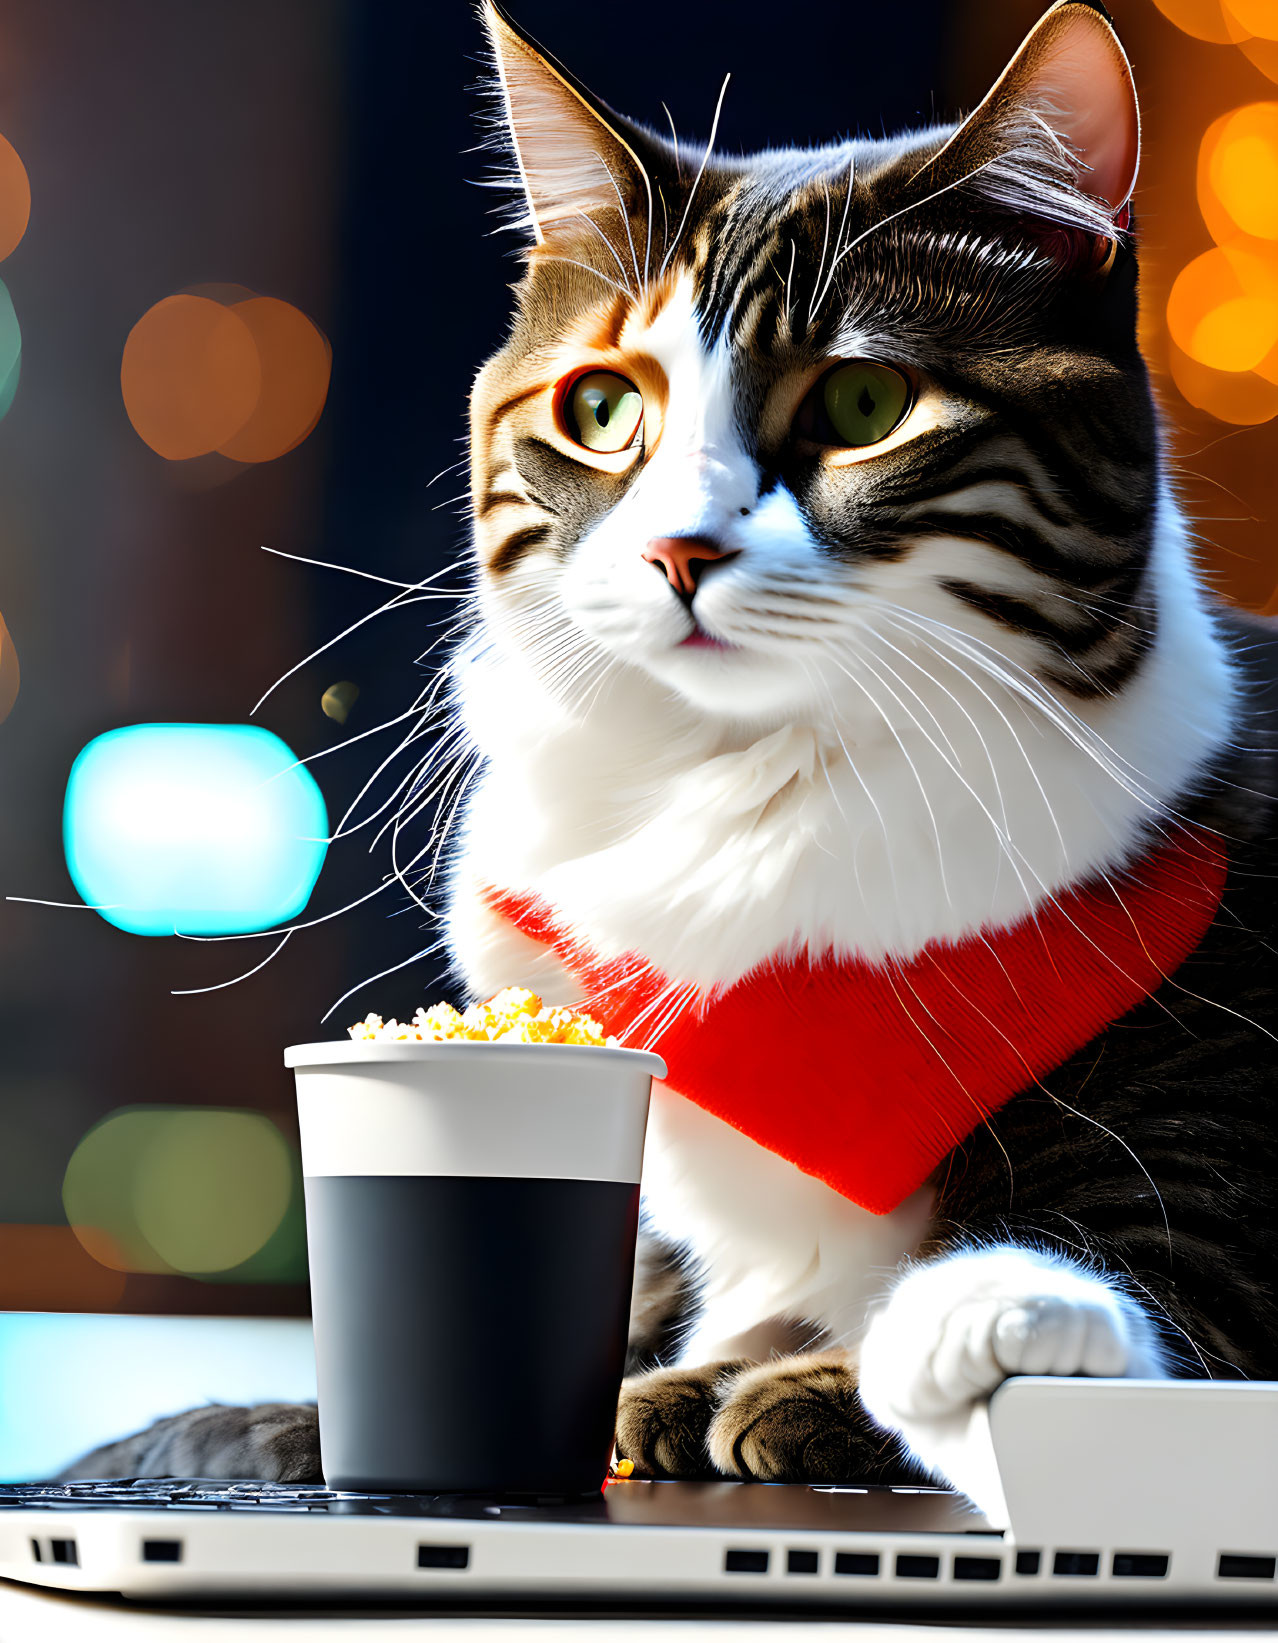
left=480, top=1, right=654, bottom=250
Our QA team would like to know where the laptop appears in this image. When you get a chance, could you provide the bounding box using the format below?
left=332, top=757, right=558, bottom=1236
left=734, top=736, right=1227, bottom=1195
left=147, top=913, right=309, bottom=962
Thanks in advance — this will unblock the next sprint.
left=3, top=1377, right=1276, bottom=1609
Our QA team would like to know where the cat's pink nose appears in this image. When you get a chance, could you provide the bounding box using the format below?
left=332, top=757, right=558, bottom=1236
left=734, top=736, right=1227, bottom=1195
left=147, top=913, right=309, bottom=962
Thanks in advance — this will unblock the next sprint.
left=642, top=536, right=738, bottom=599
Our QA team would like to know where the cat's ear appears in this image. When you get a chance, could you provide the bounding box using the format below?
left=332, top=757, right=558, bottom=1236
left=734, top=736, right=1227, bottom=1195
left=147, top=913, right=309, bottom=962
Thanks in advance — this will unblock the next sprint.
left=924, top=1, right=1139, bottom=238
left=480, top=1, right=653, bottom=248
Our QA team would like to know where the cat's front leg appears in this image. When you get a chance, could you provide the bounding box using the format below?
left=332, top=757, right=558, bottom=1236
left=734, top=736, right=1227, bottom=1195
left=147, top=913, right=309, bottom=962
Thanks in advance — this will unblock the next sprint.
left=704, top=1353, right=912, bottom=1484
left=617, top=1348, right=914, bottom=1484
left=857, top=1244, right=1168, bottom=1518
left=615, top=1361, right=746, bottom=1478
left=60, top=1403, right=320, bottom=1482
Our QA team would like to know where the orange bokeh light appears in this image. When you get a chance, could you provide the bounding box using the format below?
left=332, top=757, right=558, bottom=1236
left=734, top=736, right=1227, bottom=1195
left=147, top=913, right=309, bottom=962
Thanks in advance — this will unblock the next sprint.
left=121, top=290, right=330, bottom=465
left=0, top=1225, right=127, bottom=1311
left=1167, top=241, right=1278, bottom=370
left=0, top=607, right=18, bottom=725
left=1168, top=342, right=1278, bottom=424
left=218, top=297, right=331, bottom=463
left=0, top=134, right=30, bottom=263
left=1224, top=0, right=1278, bottom=40
left=1241, top=37, right=1278, bottom=81
left=1199, top=105, right=1278, bottom=242
left=121, top=295, right=261, bottom=461
left=1150, top=0, right=1252, bottom=44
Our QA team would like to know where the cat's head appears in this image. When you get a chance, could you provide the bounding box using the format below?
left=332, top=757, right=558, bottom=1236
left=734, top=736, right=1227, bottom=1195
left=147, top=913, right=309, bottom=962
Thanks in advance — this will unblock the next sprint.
left=468, top=1, right=1150, bottom=725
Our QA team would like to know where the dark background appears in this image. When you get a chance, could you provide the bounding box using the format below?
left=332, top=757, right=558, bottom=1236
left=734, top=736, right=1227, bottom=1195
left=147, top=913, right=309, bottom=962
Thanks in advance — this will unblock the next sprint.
left=0, top=0, right=1272, bottom=1317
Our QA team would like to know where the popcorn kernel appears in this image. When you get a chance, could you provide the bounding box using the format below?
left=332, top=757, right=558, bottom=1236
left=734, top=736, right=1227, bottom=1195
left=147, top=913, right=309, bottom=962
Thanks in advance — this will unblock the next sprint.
left=348, top=990, right=616, bottom=1047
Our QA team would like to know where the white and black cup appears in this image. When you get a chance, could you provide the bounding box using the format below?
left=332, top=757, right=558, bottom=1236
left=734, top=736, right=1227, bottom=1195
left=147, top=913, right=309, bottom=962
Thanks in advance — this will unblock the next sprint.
left=285, top=1038, right=664, bottom=1494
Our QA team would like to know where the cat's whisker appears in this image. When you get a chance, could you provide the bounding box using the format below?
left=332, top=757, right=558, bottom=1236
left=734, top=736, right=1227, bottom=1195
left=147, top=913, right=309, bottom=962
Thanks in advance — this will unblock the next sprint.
left=1047, top=1091, right=1174, bottom=1265
left=659, top=71, right=730, bottom=278
left=881, top=604, right=1163, bottom=814
left=330, top=757, right=431, bottom=846
left=874, top=611, right=1064, bottom=863
left=806, top=183, right=833, bottom=330
left=249, top=589, right=454, bottom=719
left=171, top=869, right=412, bottom=945
left=319, top=933, right=452, bottom=1026
left=591, top=152, right=643, bottom=294
left=893, top=963, right=1020, bottom=1189
left=418, top=754, right=487, bottom=884
left=824, top=650, right=955, bottom=907
left=867, top=618, right=1013, bottom=843
left=259, top=544, right=420, bottom=591
left=328, top=675, right=457, bottom=843
left=570, top=202, right=636, bottom=296
left=809, top=154, right=856, bottom=323
left=816, top=679, right=903, bottom=915
left=170, top=930, right=294, bottom=997
left=532, top=255, right=634, bottom=300
left=849, top=638, right=1039, bottom=915
left=262, top=702, right=433, bottom=789
left=375, top=729, right=480, bottom=854
left=810, top=151, right=1009, bottom=323
left=782, top=238, right=797, bottom=337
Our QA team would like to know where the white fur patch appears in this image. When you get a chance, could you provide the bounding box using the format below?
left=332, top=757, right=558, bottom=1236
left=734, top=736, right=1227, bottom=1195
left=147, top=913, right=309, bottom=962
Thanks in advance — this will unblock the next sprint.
left=639, top=1083, right=937, bottom=1365
left=857, top=1243, right=1167, bottom=1519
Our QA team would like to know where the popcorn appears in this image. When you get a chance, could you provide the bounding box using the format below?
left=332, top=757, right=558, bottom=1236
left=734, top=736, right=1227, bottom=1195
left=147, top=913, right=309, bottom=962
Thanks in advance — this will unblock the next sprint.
left=348, top=989, right=616, bottom=1047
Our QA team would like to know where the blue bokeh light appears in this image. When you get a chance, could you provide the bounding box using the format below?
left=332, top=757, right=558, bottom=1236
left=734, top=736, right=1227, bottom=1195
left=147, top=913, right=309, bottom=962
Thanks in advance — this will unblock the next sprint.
left=63, top=723, right=328, bottom=936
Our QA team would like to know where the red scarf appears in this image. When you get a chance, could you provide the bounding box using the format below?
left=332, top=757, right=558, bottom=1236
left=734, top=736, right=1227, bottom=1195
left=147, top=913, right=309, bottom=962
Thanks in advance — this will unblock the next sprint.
left=487, top=828, right=1226, bottom=1214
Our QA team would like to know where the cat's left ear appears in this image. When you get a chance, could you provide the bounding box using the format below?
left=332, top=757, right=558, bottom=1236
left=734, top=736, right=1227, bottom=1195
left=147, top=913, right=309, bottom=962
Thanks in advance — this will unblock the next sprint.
left=480, top=1, right=654, bottom=249
left=924, top=1, right=1139, bottom=238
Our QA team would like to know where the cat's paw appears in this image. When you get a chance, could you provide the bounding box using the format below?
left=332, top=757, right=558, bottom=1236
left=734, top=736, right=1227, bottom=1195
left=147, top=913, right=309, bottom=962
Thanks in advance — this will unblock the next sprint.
left=858, top=1246, right=1161, bottom=1431
left=615, top=1363, right=742, bottom=1478
left=60, top=1403, right=321, bottom=1483
left=705, top=1354, right=910, bottom=1483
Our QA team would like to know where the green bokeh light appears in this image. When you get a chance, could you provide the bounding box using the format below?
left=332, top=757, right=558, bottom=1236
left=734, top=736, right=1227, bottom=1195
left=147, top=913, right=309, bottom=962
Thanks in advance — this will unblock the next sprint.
left=62, top=1107, right=304, bottom=1280
left=0, top=278, right=21, bottom=421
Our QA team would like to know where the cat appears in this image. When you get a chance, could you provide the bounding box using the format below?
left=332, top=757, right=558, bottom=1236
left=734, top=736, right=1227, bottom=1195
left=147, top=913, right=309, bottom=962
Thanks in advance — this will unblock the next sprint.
left=65, top=0, right=1278, bottom=1516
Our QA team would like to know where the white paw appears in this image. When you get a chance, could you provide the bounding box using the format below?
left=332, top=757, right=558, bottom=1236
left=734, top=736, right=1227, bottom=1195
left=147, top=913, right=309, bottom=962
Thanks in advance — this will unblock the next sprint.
left=859, top=1246, right=1160, bottom=1429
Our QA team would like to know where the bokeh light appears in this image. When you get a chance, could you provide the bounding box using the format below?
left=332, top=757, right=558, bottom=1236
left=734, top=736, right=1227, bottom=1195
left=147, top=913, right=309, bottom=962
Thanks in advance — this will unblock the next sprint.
left=121, top=296, right=260, bottom=461
left=1199, top=105, right=1278, bottom=243
left=320, top=679, right=359, bottom=724
left=63, top=722, right=328, bottom=936
left=0, top=133, right=30, bottom=262
left=63, top=1108, right=296, bottom=1277
left=0, top=277, right=21, bottom=421
left=1150, top=0, right=1253, bottom=43
left=1167, top=241, right=1278, bottom=371
left=1168, top=341, right=1278, bottom=424
left=0, top=1226, right=128, bottom=1310
left=1240, top=37, right=1278, bottom=82
left=218, top=298, right=332, bottom=463
left=0, top=607, right=18, bottom=725
left=121, top=289, right=330, bottom=466
left=1224, top=0, right=1278, bottom=40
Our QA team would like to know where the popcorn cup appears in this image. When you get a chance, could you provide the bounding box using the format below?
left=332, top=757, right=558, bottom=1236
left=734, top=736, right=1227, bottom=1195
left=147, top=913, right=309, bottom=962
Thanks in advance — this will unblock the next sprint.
left=285, top=1039, right=664, bottom=1494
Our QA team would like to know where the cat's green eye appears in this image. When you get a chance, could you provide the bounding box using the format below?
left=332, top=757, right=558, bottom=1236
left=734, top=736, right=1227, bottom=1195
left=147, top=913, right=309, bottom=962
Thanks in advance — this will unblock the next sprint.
left=563, top=371, right=644, bottom=454
left=801, top=361, right=912, bottom=448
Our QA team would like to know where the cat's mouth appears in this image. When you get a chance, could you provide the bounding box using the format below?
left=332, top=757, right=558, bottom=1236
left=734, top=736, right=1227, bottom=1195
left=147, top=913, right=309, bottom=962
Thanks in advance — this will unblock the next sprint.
left=679, top=623, right=737, bottom=652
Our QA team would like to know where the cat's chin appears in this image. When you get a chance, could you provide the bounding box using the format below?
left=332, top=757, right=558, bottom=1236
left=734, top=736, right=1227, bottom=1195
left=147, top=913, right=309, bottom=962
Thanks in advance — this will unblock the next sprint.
left=637, top=643, right=815, bottom=719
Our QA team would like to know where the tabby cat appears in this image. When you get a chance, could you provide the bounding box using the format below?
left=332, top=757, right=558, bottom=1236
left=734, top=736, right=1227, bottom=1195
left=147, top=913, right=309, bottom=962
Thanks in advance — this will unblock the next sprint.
left=68, top=0, right=1278, bottom=1516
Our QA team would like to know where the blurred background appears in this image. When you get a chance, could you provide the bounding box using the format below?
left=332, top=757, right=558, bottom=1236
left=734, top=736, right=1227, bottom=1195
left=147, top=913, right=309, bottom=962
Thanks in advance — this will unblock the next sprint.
left=0, top=0, right=1274, bottom=1469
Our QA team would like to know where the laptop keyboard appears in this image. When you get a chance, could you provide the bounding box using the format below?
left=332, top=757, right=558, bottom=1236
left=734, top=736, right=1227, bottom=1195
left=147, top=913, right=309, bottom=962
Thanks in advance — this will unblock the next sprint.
left=0, top=1481, right=375, bottom=1513
left=0, top=1480, right=605, bottom=1517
